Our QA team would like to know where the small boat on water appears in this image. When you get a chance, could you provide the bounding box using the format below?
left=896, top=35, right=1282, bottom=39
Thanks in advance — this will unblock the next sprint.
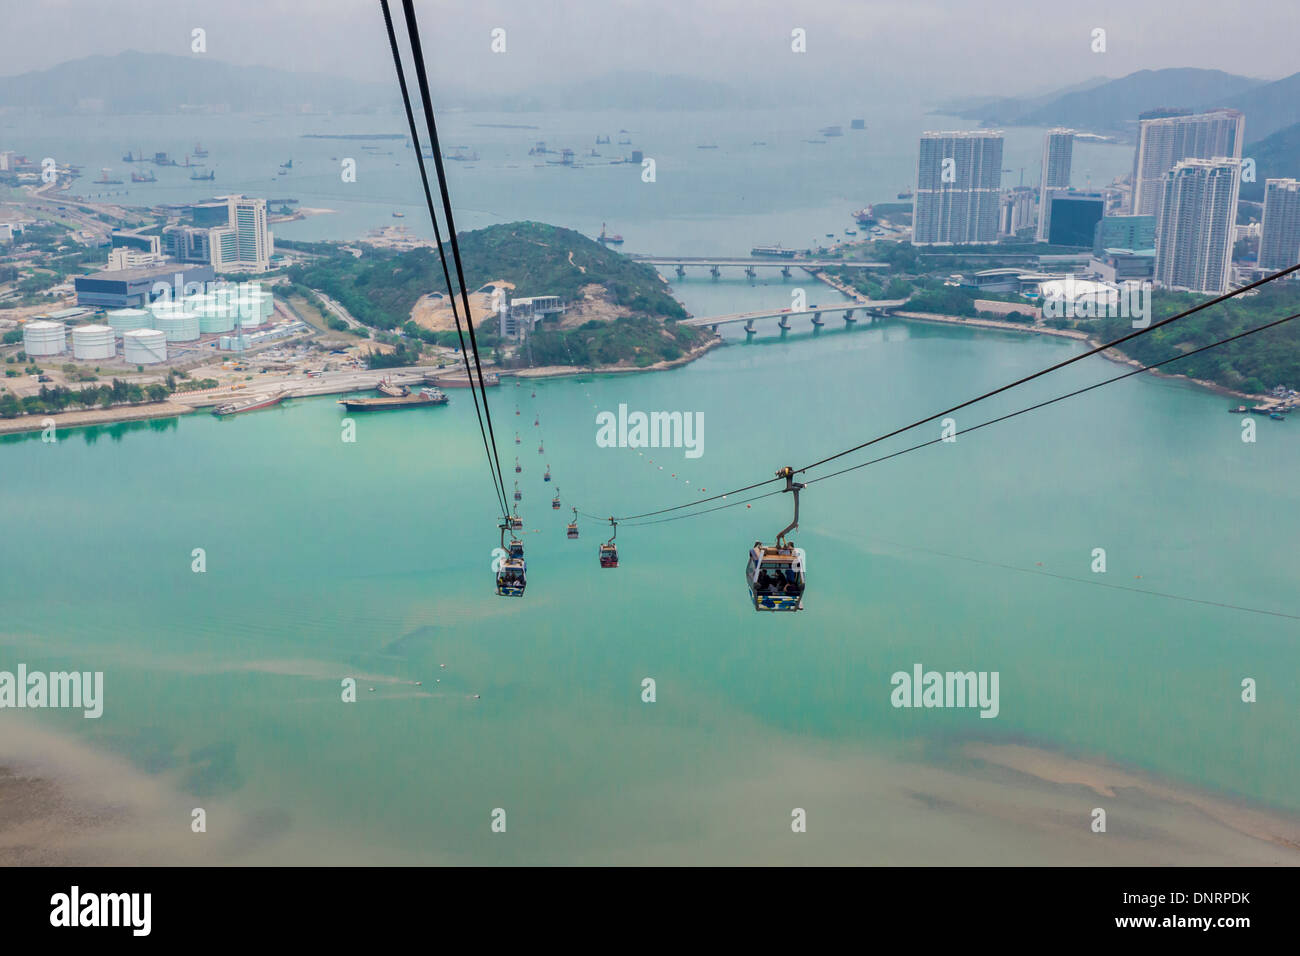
left=598, top=222, right=624, bottom=244
left=434, top=373, right=500, bottom=388
left=338, top=387, right=448, bottom=411
left=1228, top=405, right=1249, bottom=413
left=1270, top=412, right=1286, bottom=421
left=376, top=378, right=408, bottom=398
left=213, top=389, right=291, bottom=417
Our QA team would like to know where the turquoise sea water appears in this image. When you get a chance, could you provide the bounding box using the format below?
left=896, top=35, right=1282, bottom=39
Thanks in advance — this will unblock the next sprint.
left=2, top=297, right=1298, bottom=862
left=3, top=109, right=1297, bottom=863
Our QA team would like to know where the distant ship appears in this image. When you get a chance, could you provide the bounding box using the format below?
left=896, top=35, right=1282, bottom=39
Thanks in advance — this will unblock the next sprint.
left=392, top=211, right=405, bottom=218
left=190, top=169, right=215, bottom=180
left=122, top=149, right=142, bottom=163
left=193, top=142, right=209, bottom=157
left=595, top=135, right=610, bottom=145
left=897, top=186, right=914, bottom=200
left=820, top=125, right=843, bottom=137
left=213, top=390, right=291, bottom=417
left=853, top=205, right=876, bottom=226
left=697, top=144, right=718, bottom=149
left=434, top=372, right=500, bottom=388
left=598, top=222, right=624, bottom=244
left=850, top=119, right=866, bottom=130
left=751, top=244, right=797, bottom=259
left=618, top=136, right=632, bottom=145
left=96, top=168, right=123, bottom=185
left=280, top=158, right=293, bottom=169
left=131, top=169, right=157, bottom=183
left=338, top=386, right=449, bottom=411
left=446, top=145, right=479, bottom=161
left=182, top=154, right=204, bottom=167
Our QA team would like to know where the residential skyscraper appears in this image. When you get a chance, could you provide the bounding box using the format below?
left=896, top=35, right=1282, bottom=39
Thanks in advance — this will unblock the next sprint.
left=1153, top=158, right=1241, bottom=294
left=1036, top=128, right=1074, bottom=241
left=1130, top=109, right=1245, bottom=217
left=913, top=131, right=1004, bottom=245
left=1258, top=178, right=1300, bottom=272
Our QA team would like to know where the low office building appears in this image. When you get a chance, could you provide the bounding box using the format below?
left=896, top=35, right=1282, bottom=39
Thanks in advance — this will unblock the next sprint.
left=74, top=262, right=215, bottom=309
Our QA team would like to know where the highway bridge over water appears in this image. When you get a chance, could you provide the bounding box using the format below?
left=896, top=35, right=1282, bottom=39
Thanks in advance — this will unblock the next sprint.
left=681, top=299, right=909, bottom=332
left=629, top=255, right=889, bottom=278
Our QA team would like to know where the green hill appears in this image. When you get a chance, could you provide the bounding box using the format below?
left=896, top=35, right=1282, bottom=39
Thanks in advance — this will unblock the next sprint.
left=1240, top=121, right=1300, bottom=202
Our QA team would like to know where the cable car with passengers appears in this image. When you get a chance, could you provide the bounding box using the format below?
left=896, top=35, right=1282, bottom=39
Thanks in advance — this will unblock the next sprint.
left=567, top=508, right=579, bottom=538
left=746, top=467, right=806, bottom=611
left=495, top=524, right=526, bottom=597
left=599, top=518, right=619, bottom=568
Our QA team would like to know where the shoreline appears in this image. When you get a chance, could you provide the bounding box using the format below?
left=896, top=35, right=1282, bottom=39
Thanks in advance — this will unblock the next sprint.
left=0, top=400, right=196, bottom=436
left=889, top=309, right=1277, bottom=404
left=501, top=333, right=724, bottom=381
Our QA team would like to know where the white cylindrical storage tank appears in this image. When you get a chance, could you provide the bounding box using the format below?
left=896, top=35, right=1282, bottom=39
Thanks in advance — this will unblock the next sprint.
left=106, top=308, right=151, bottom=338
left=235, top=286, right=273, bottom=328
left=194, top=292, right=236, bottom=334
left=71, top=324, right=116, bottom=360
left=153, top=310, right=200, bottom=342
left=23, top=320, right=66, bottom=356
left=122, top=329, right=168, bottom=364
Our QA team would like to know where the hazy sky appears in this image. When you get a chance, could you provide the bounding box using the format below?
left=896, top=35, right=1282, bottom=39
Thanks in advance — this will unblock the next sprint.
left=4, top=0, right=1296, bottom=98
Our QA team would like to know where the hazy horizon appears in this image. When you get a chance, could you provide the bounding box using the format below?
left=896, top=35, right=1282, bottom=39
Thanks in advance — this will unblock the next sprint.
left=3, top=0, right=1295, bottom=102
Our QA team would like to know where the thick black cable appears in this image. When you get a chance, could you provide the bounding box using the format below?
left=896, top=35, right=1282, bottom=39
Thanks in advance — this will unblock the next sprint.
left=399, top=0, right=511, bottom=509
left=599, top=263, right=1300, bottom=522
left=804, top=308, right=1300, bottom=486
left=378, top=0, right=508, bottom=518
left=618, top=309, right=1300, bottom=525
left=795, top=262, right=1300, bottom=475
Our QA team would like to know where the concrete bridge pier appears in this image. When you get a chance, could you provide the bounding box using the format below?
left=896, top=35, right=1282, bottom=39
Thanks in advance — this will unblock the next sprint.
left=778, top=315, right=791, bottom=330
left=709, top=265, right=721, bottom=279
left=744, top=266, right=757, bottom=279
left=781, top=266, right=791, bottom=279
left=675, top=264, right=686, bottom=278
left=844, top=311, right=858, bottom=325
left=811, top=311, right=824, bottom=326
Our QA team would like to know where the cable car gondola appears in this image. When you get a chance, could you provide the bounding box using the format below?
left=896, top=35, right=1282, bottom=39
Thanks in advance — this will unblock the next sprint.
left=538, top=443, right=544, bottom=454
left=599, top=518, right=619, bottom=568
left=552, top=491, right=561, bottom=509
left=746, top=467, right=806, bottom=611
left=513, top=481, right=522, bottom=503
left=495, top=523, right=526, bottom=597
left=543, top=466, right=551, bottom=482
left=534, top=417, right=539, bottom=426
left=508, top=512, right=523, bottom=531
left=530, top=390, right=536, bottom=398
left=515, top=457, right=522, bottom=474
left=567, top=508, right=579, bottom=538
left=515, top=433, right=521, bottom=445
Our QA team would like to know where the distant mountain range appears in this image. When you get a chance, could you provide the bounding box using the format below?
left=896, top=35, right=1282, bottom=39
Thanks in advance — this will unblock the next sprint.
left=0, top=51, right=394, bottom=114
left=944, top=68, right=1300, bottom=142
left=0, top=52, right=755, bottom=115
